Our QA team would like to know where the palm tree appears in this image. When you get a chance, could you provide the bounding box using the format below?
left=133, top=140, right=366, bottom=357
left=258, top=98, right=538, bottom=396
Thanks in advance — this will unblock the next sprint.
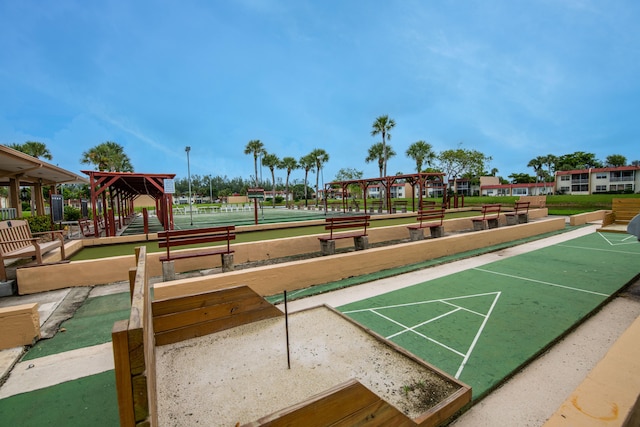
left=9, top=141, right=53, bottom=160
left=244, top=140, right=265, bottom=187
left=261, top=153, right=280, bottom=207
left=405, top=140, right=435, bottom=174
left=279, top=156, right=298, bottom=208
left=542, top=154, right=557, bottom=181
left=366, top=142, right=396, bottom=177
left=299, top=153, right=316, bottom=207
left=80, top=141, right=133, bottom=171
left=370, top=115, right=396, bottom=178
left=310, top=148, right=329, bottom=206
left=527, top=156, right=544, bottom=183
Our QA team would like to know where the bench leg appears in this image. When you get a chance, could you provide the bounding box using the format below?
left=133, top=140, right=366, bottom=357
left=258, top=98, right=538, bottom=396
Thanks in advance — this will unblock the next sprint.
left=430, top=226, right=445, bottom=238
left=320, top=240, right=336, bottom=256
left=506, top=215, right=518, bottom=226
left=518, top=213, right=529, bottom=224
left=487, top=218, right=499, bottom=229
left=473, top=220, right=486, bottom=231
left=162, top=261, right=176, bottom=282
left=221, top=253, right=234, bottom=272
left=409, top=228, right=424, bottom=241
left=354, top=236, right=369, bottom=251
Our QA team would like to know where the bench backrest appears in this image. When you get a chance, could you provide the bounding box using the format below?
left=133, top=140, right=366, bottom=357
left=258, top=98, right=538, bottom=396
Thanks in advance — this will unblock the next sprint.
left=0, top=220, right=33, bottom=254
left=514, top=201, right=530, bottom=213
left=325, top=215, right=370, bottom=238
left=481, top=204, right=501, bottom=219
left=158, top=226, right=236, bottom=252
left=417, top=209, right=445, bottom=226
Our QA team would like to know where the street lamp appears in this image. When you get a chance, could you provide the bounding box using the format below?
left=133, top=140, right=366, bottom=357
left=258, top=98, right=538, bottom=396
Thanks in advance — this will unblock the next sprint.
left=185, top=146, right=193, bottom=226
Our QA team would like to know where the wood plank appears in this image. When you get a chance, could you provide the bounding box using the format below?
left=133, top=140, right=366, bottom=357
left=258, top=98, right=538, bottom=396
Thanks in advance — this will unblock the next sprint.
left=153, top=294, right=274, bottom=333
left=152, top=285, right=257, bottom=316
left=154, top=305, right=283, bottom=346
left=0, top=303, right=40, bottom=349
left=330, top=399, right=412, bottom=427
left=248, top=380, right=381, bottom=427
left=112, top=320, right=136, bottom=427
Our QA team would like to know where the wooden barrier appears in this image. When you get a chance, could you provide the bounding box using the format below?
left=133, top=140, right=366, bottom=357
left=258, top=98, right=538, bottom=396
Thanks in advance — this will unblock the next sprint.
left=599, top=198, right=640, bottom=233
left=518, top=195, right=546, bottom=208
left=0, top=303, right=40, bottom=350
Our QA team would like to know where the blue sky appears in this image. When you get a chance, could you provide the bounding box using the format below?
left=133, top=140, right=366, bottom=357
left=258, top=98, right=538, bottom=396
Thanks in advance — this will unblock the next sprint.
left=1, top=0, right=639, bottom=186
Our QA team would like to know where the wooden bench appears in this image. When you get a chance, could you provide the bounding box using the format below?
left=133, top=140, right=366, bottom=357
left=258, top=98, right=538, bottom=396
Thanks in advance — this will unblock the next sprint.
left=318, top=215, right=370, bottom=255
left=368, top=200, right=383, bottom=214
left=472, top=204, right=502, bottom=230
left=407, top=209, right=446, bottom=241
left=505, top=201, right=530, bottom=225
left=392, top=200, right=408, bottom=213
left=78, top=217, right=106, bottom=238
left=157, top=226, right=236, bottom=281
left=0, top=220, right=66, bottom=282
left=599, top=198, right=640, bottom=233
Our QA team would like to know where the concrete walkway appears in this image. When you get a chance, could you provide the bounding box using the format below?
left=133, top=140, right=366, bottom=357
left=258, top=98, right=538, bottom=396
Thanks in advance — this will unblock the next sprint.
left=0, top=224, right=638, bottom=426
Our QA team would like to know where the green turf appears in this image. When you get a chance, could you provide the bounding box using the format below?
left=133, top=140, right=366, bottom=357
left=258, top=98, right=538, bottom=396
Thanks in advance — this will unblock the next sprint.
left=338, top=232, right=640, bottom=400
left=23, top=292, right=131, bottom=361
left=0, top=370, right=119, bottom=427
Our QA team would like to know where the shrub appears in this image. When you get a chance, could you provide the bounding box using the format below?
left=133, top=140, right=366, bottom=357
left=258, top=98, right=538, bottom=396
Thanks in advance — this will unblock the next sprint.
left=25, top=215, right=52, bottom=233
left=64, top=206, right=81, bottom=221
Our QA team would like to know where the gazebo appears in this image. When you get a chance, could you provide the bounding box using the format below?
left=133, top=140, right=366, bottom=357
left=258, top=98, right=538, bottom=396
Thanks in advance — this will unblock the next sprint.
left=0, top=145, right=87, bottom=219
left=323, top=172, right=447, bottom=213
left=82, top=170, right=176, bottom=237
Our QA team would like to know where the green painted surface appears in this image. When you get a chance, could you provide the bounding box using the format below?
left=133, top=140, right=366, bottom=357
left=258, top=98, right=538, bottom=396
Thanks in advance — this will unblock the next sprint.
left=0, top=370, right=119, bottom=426
left=339, top=232, right=640, bottom=400
left=23, top=293, right=131, bottom=361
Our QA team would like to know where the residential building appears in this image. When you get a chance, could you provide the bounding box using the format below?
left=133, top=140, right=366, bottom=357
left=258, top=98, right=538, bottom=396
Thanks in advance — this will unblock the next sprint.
left=480, top=176, right=555, bottom=197
left=555, top=166, right=640, bottom=195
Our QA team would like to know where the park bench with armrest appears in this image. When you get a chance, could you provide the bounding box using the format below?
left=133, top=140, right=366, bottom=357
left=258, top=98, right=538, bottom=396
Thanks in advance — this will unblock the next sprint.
left=78, top=217, right=106, bottom=238
left=472, top=204, right=502, bottom=230
left=318, top=215, right=370, bottom=255
left=407, top=209, right=446, bottom=241
left=158, top=225, right=235, bottom=281
left=505, top=201, right=530, bottom=225
left=0, top=220, right=66, bottom=282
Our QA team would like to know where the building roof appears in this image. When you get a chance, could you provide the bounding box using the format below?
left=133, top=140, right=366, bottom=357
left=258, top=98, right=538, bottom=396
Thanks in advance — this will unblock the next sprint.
left=556, top=166, right=640, bottom=175
left=0, top=145, right=88, bottom=186
left=82, top=170, right=176, bottom=199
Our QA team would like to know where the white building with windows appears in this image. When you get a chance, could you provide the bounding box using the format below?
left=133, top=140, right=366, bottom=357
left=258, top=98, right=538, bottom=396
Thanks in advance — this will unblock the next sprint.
left=555, top=166, right=640, bottom=195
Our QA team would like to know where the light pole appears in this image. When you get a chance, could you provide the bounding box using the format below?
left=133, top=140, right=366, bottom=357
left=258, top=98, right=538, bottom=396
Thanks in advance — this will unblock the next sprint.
left=185, top=146, right=193, bottom=226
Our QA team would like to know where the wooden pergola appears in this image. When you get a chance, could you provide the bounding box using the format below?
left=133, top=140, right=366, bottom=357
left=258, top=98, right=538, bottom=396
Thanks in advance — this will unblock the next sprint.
left=0, top=145, right=87, bottom=218
left=323, top=172, right=447, bottom=213
left=82, top=171, right=176, bottom=237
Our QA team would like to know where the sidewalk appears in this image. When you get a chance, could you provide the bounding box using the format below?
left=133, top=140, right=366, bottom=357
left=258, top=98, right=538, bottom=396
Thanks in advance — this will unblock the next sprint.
left=0, top=224, right=638, bottom=426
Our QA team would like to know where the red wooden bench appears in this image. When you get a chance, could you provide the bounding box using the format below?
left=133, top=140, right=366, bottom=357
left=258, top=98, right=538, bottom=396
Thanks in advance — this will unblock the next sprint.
left=158, top=226, right=235, bottom=280
left=407, top=209, right=446, bottom=241
left=505, top=201, right=530, bottom=225
left=472, top=204, right=502, bottom=230
left=318, top=215, right=370, bottom=255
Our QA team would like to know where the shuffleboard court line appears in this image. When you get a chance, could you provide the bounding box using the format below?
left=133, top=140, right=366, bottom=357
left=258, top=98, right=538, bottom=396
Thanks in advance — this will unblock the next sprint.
left=472, top=267, right=609, bottom=297
left=341, top=291, right=503, bottom=314
left=455, top=291, right=501, bottom=379
left=596, top=232, right=640, bottom=246
left=557, top=243, right=639, bottom=254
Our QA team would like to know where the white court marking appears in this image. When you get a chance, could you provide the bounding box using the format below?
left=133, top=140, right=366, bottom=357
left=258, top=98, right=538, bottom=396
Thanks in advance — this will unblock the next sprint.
left=342, top=291, right=501, bottom=379
left=596, top=231, right=639, bottom=246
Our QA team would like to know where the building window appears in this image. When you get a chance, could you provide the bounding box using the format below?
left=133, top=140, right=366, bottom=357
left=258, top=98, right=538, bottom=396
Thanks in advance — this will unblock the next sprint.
left=513, top=188, right=528, bottom=195
left=595, top=185, right=607, bottom=192
left=560, top=175, right=570, bottom=181
left=571, top=184, right=589, bottom=192
left=596, top=173, right=607, bottom=179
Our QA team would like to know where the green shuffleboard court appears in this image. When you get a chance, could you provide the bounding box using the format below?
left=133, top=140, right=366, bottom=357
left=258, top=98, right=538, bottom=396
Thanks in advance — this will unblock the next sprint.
left=338, top=231, right=640, bottom=400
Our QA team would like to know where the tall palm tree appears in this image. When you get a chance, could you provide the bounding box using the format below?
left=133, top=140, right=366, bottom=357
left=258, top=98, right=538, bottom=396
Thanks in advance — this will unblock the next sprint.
left=244, top=140, right=265, bottom=187
left=370, top=115, right=396, bottom=178
left=299, top=153, right=316, bottom=207
left=9, top=141, right=53, bottom=160
left=527, top=156, right=544, bottom=183
left=279, top=156, right=298, bottom=208
left=542, top=154, right=557, bottom=182
left=405, top=140, right=435, bottom=174
left=366, top=142, right=396, bottom=177
left=261, top=153, right=280, bottom=207
left=80, top=141, right=133, bottom=171
left=310, top=148, right=329, bottom=206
